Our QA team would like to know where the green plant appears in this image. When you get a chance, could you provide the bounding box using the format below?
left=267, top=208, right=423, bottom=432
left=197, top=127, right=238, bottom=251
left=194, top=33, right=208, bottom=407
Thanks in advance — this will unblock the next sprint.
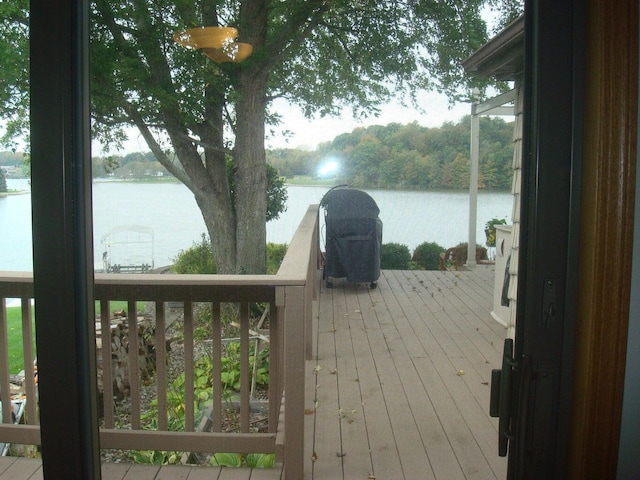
left=412, top=241, right=446, bottom=270
left=447, top=242, right=488, bottom=268
left=128, top=449, right=181, bottom=465
left=221, top=342, right=270, bottom=392
left=172, top=234, right=216, bottom=274
left=380, top=243, right=411, bottom=270
left=246, top=453, right=276, bottom=468
left=210, top=452, right=243, bottom=467
left=266, top=242, right=287, bottom=274
left=484, top=217, right=508, bottom=247
left=133, top=342, right=271, bottom=465
left=208, top=452, right=275, bottom=468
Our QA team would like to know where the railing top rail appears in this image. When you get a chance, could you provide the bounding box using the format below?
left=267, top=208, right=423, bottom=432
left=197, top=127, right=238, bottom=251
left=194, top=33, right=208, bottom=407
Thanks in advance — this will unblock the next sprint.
left=0, top=272, right=34, bottom=297
left=277, top=204, right=319, bottom=277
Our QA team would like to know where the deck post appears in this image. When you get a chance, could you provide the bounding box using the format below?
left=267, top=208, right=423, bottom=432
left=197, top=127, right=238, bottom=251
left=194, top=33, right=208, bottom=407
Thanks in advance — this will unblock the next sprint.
left=283, top=285, right=306, bottom=479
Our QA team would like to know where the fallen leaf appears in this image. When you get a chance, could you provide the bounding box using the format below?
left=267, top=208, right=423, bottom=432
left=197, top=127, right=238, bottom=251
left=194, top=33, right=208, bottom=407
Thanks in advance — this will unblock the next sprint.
left=457, top=369, right=465, bottom=376
left=328, top=368, right=337, bottom=374
left=311, top=452, right=318, bottom=462
left=336, top=452, right=346, bottom=458
left=304, top=409, right=315, bottom=415
left=313, top=365, right=322, bottom=374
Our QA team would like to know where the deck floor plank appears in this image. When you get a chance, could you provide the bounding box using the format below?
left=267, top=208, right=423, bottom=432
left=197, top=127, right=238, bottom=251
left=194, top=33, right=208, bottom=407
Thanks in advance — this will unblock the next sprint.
left=352, top=281, right=436, bottom=480
left=122, top=464, right=160, bottom=480
left=398, top=269, right=505, bottom=475
left=308, top=286, right=347, bottom=479
left=340, top=282, right=401, bottom=480
left=329, top=283, right=376, bottom=479
left=388, top=269, right=506, bottom=479
left=369, top=273, right=465, bottom=480
left=0, top=457, right=39, bottom=480
left=153, top=464, right=192, bottom=480
left=0, top=457, right=17, bottom=476
left=102, top=463, right=133, bottom=480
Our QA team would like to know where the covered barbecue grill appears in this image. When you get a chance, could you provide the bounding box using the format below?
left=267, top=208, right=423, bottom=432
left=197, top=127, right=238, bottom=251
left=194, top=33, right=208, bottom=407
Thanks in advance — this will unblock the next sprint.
left=321, top=186, right=382, bottom=288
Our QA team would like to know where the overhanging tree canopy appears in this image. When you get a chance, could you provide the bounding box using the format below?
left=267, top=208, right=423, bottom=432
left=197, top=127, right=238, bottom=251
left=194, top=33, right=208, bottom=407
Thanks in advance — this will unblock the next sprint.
left=0, top=0, right=523, bottom=273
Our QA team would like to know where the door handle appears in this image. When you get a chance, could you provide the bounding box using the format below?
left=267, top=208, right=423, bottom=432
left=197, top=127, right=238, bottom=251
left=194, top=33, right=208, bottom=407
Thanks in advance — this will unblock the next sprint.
left=490, top=338, right=516, bottom=457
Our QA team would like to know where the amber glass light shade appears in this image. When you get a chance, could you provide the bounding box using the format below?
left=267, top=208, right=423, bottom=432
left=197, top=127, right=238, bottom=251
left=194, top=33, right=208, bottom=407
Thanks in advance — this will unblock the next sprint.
left=173, top=26, right=252, bottom=63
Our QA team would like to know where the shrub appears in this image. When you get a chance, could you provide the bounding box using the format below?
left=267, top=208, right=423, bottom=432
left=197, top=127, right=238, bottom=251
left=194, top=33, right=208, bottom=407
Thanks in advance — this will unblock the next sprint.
left=172, top=234, right=216, bottom=274
left=412, top=241, right=445, bottom=270
left=266, top=242, right=287, bottom=274
left=380, top=242, right=411, bottom=269
left=447, top=242, right=488, bottom=268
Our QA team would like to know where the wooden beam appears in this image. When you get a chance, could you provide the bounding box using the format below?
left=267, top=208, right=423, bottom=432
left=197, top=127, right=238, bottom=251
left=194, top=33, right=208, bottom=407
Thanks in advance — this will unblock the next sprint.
left=569, top=0, right=638, bottom=477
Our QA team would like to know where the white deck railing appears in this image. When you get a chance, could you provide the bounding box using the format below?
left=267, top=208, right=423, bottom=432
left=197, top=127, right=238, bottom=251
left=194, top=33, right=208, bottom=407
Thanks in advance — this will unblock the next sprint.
left=0, top=204, right=320, bottom=479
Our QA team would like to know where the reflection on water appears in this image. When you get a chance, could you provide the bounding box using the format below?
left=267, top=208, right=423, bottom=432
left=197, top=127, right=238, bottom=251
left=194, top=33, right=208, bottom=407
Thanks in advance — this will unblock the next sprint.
left=0, top=179, right=512, bottom=272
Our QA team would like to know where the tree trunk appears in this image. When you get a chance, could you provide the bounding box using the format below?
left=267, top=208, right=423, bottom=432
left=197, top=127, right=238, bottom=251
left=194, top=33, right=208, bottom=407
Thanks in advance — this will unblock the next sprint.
left=231, top=0, right=270, bottom=274
left=233, top=69, right=268, bottom=274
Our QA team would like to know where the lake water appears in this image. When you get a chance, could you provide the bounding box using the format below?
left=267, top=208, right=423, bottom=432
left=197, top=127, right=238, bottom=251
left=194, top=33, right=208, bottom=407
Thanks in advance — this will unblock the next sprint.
left=1, top=178, right=512, bottom=271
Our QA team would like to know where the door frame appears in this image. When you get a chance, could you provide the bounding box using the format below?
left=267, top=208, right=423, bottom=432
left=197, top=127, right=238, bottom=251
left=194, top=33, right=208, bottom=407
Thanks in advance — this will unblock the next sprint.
left=569, top=0, right=638, bottom=477
left=510, top=0, right=637, bottom=478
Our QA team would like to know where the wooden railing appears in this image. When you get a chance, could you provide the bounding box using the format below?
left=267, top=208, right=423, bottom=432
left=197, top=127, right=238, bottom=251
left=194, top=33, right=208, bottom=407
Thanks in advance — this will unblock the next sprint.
left=0, top=204, right=320, bottom=479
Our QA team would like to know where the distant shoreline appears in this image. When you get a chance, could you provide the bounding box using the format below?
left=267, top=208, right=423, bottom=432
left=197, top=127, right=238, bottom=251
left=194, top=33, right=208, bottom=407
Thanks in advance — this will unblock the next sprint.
left=6, top=175, right=510, bottom=192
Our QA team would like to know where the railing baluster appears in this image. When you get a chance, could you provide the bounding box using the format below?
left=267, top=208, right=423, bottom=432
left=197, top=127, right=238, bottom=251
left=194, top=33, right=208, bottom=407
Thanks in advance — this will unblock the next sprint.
left=212, top=302, right=222, bottom=432
left=240, top=302, right=250, bottom=433
left=269, top=301, right=279, bottom=433
left=100, top=299, right=114, bottom=428
left=127, top=299, right=140, bottom=430
left=21, top=299, right=37, bottom=425
left=0, top=298, right=11, bottom=423
left=184, top=301, right=194, bottom=432
left=156, top=301, right=167, bottom=431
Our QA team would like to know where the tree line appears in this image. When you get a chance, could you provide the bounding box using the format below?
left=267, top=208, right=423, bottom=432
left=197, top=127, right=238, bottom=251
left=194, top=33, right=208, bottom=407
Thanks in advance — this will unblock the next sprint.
left=268, top=115, right=515, bottom=190
left=2, top=114, right=515, bottom=192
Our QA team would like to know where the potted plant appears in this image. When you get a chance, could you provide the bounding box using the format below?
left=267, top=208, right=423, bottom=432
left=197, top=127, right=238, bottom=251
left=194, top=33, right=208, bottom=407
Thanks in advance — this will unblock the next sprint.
left=485, top=217, right=508, bottom=248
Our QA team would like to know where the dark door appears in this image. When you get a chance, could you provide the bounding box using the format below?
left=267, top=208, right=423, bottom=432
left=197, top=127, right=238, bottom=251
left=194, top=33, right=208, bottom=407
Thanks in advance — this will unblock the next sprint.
left=493, top=1, right=585, bottom=478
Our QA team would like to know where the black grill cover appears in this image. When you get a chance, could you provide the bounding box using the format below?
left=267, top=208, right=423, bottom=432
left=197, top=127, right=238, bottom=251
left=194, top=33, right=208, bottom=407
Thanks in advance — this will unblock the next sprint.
left=322, top=187, right=382, bottom=284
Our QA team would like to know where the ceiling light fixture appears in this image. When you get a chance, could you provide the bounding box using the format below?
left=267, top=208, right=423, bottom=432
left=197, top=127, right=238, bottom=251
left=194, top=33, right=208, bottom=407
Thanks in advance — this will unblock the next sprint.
left=173, top=26, right=253, bottom=63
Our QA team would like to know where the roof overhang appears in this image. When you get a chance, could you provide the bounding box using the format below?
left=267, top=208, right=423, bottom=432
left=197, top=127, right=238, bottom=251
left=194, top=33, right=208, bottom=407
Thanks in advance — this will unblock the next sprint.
left=462, top=15, right=524, bottom=81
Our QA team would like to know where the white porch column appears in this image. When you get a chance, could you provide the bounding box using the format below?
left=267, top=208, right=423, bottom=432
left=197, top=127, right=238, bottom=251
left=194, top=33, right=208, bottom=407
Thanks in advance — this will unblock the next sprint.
left=467, top=90, right=480, bottom=267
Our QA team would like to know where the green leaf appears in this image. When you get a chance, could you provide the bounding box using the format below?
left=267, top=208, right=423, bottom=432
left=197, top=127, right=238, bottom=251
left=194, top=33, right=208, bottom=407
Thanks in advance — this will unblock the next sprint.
left=246, top=453, right=275, bottom=468
left=209, top=453, right=242, bottom=467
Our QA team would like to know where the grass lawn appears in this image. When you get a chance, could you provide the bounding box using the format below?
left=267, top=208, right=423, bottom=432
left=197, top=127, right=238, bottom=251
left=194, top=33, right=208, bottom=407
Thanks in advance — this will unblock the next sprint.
left=284, top=175, right=339, bottom=186
left=4, top=305, right=36, bottom=375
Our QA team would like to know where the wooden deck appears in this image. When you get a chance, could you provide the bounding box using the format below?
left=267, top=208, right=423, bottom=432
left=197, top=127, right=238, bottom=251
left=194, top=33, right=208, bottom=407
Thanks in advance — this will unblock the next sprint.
left=306, top=267, right=507, bottom=480
left=0, top=267, right=507, bottom=480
